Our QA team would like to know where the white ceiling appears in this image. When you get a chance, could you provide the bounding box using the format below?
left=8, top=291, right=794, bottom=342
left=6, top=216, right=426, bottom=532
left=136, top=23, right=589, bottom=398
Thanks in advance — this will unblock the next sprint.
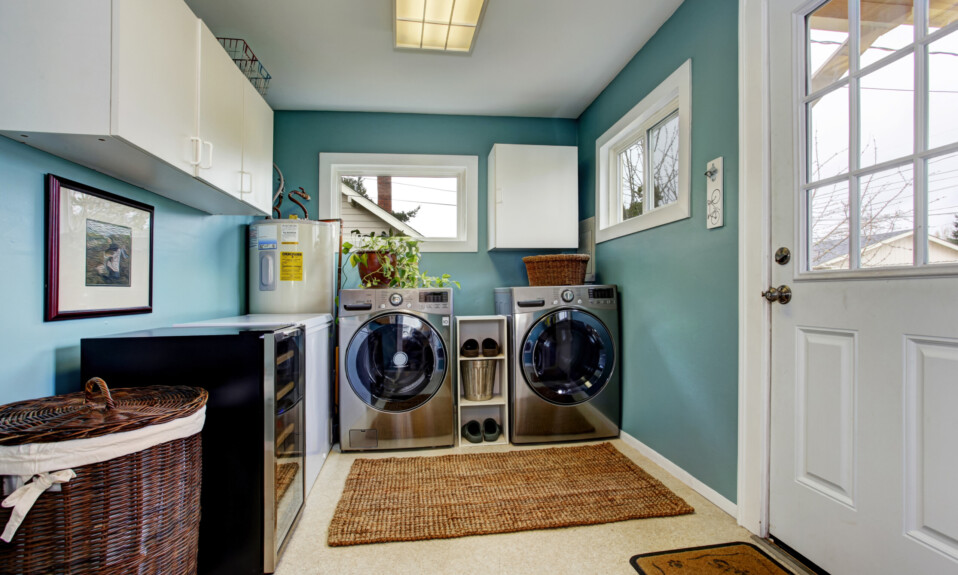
left=185, top=0, right=683, bottom=118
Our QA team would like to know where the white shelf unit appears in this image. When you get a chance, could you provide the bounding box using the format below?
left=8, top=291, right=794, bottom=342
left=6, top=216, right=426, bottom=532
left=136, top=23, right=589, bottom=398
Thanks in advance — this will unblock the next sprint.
left=455, top=315, right=509, bottom=447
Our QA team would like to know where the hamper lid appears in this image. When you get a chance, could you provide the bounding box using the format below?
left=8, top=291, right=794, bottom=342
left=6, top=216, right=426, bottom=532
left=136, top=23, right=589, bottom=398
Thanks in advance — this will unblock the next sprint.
left=0, top=378, right=208, bottom=446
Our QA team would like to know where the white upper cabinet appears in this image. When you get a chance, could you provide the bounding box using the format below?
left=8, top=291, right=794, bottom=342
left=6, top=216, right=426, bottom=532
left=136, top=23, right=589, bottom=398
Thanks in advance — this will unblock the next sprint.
left=487, top=144, right=578, bottom=250
left=0, top=0, right=272, bottom=216
left=197, top=21, right=245, bottom=197
left=241, top=79, right=275, bottom=215
left=113, top=0, right=199, bottom=176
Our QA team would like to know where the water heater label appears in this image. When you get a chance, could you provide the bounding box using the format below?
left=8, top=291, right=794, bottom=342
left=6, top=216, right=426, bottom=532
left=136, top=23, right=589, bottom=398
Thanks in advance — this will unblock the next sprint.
left=280, top=251, right=303, bottom=281
left=257, top=225, right=277, bottom=250
left=281, top=223, right=299, bottom=245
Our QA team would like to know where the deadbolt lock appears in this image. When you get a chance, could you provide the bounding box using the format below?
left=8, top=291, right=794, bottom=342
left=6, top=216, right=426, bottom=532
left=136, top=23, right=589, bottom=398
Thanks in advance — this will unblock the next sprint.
left=774, top=247, right=791, bottom=265
left=762, top=285, right=792, bottom=304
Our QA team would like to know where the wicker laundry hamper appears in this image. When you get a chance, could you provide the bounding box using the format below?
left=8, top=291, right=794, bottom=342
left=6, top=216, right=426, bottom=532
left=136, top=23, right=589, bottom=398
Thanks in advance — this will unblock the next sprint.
left=522, top=254, right=590, bottom=286
left=0, top=378, right=207, bottom=575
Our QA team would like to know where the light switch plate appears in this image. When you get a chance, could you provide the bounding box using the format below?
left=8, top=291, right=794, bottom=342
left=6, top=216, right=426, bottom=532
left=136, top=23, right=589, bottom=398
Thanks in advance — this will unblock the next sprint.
left=578, top=217, right=596, bottom=282
left=706, top=157, right=724, bottom=229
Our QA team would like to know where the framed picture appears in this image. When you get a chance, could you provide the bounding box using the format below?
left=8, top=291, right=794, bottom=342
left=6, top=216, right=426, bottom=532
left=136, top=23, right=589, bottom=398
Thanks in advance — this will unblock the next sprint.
left=45, top=174, right=154, bottom=321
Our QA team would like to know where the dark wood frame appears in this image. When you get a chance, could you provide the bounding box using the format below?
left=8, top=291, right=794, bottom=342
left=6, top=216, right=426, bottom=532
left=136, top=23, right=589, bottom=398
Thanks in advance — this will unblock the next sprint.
left=45, top=174, right=154, bottom=321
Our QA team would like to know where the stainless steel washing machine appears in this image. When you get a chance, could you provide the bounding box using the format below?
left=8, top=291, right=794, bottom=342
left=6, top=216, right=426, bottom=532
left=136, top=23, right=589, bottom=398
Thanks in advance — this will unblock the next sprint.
left=339, top=288, right=455, bottom=451
left=495, top=285, right=620, bottom=444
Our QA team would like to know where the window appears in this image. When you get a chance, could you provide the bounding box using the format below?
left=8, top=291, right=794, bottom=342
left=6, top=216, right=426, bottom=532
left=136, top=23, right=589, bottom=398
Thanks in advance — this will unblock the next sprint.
left=802, top=1, right=958, bottom=273
left=595, top=59, right=691, bottom=243
left=319, top=153, right=478, bottom=252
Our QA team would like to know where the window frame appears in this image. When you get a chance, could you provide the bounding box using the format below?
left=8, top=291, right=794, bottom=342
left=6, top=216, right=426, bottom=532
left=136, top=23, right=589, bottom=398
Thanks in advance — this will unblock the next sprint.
left=797, top=1, right=958, bottom=278
left=318, top=152, right=479, bottom=253
left=595, top=59, right=692, bottom=244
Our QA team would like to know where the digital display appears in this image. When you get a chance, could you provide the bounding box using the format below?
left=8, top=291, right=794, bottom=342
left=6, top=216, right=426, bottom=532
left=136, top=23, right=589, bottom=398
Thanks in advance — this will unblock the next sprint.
left=589, top=288, right=614, bottom=300
left=419, top=291, right=449, bottom=303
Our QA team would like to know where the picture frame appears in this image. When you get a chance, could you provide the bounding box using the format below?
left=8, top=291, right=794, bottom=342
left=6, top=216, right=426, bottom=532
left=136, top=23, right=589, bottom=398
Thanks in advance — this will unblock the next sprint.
left=45, top=174, right=154, bottom=321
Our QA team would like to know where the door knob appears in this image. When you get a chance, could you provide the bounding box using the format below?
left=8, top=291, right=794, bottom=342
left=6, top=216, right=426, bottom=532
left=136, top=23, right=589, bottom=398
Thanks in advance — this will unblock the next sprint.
left=762, top=285, right=792, bottom=304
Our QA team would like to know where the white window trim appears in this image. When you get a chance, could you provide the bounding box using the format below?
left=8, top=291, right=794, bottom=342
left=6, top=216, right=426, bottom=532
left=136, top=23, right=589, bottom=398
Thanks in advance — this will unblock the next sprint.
left=318, top=152, right=479, bottom=253
left=595, top=59, right=692, bottom=244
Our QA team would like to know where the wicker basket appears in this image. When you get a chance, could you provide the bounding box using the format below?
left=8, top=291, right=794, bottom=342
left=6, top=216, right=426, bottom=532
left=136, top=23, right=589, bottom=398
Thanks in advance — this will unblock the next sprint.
left=0, top=378, right=207, bottom=575
left=523, top=254, right=590, bottom=286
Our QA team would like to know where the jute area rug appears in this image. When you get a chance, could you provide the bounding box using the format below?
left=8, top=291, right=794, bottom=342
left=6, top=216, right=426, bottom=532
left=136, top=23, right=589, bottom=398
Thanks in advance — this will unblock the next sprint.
left=327, top=442, right=694, bottom=546
left=630, top=543, right=792, bottom=575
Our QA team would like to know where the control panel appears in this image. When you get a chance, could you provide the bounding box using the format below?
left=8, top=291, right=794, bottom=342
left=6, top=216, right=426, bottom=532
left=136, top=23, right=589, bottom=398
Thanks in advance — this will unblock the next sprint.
left=340, top=288, right=453, bottom=315
left=509, top=285, right=617, bottom=311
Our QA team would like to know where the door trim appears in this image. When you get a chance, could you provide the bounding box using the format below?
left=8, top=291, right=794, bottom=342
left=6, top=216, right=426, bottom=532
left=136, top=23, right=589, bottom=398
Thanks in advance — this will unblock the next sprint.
left=737, top=0, right=772, bottom=537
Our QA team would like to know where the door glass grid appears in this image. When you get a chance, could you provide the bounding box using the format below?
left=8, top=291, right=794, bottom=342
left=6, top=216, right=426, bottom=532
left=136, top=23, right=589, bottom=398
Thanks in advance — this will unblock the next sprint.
left=803, top=0, right=958, bottom=272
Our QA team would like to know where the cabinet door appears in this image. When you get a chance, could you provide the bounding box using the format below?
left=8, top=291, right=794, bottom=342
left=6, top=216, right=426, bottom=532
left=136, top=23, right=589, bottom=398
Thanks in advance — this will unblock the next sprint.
left=242, top=79, right=274, bottom=215
left=196, top=22, right=245, bottom=197
left=112, top=0, right=199, bottom=175
left=491, top=144, right=578, bottom=249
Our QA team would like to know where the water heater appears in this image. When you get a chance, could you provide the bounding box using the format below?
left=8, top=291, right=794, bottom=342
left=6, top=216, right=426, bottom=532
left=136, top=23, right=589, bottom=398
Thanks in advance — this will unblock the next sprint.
left=249, top=219, right=338, bottom=314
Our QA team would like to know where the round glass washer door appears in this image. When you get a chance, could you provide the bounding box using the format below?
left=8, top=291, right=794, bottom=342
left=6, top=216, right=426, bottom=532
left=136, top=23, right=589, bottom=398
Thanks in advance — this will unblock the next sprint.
left=346, top=312, right=447, bottom=413
left=521, top=309, right=615, bottom=405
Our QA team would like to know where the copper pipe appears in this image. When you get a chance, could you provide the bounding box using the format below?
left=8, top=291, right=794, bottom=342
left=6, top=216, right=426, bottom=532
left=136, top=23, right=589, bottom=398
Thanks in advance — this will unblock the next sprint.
left=288, top=187, right=311, bottom=220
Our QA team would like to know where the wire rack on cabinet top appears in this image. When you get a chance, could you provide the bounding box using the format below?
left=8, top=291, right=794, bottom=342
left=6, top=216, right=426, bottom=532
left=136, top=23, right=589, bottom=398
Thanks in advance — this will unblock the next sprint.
left=217, top=37, right=271, bottom=97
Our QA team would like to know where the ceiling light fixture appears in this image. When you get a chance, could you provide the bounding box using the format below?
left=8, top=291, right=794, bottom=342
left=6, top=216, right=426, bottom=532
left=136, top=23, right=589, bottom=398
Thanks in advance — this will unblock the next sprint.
left=395, top=0, right=487, bottom=53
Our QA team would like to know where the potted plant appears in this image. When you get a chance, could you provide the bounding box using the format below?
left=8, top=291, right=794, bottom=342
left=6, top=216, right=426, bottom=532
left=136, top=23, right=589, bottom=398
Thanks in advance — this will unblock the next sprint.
left=342, top=230, right=459, bottom=289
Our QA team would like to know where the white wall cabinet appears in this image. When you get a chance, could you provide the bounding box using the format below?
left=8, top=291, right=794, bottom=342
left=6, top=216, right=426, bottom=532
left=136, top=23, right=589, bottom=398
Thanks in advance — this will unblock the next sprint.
left=487, top=144, right=579, bottom=250
left=0, top=0, right=273, bottom=216
left=240, top=79, right=275, bottom=214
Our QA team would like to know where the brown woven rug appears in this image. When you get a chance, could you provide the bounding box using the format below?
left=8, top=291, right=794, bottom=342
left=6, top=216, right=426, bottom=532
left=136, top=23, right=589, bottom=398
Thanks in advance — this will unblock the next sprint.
left=327, top=442, right=693, bottom=546
left=630, top=543, right=791, bottom=574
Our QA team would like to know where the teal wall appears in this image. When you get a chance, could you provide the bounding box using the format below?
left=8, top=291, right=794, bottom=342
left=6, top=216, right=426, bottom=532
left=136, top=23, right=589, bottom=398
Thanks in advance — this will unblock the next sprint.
left=273, top=112, right=578, bottom=316
left=577, top=0, right=739, bottom=501
left=0, top=137, right=251, bottom=405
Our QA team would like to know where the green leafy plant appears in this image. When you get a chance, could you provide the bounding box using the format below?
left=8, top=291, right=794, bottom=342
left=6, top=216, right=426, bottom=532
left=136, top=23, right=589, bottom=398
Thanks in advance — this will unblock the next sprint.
left=342, top=230, right=459, bottom=289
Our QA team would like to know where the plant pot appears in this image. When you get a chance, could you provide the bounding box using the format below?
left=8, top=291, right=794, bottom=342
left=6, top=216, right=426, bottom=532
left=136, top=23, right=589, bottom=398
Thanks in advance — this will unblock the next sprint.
left=357, top=251, right=397, bottom=288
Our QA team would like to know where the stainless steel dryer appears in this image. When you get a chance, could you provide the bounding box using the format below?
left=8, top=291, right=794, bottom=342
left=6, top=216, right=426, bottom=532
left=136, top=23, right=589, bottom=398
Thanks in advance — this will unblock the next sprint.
left=496, top=285, right=620, bottom=444
left=339, top=288, right=455, bottom=451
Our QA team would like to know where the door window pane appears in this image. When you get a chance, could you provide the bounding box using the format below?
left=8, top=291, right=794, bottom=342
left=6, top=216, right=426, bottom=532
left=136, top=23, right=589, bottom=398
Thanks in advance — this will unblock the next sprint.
left=859, top=164, right=915, bottom=268
left=927, top=152, right=958, bottom=264
left=860, top=55, right=914, bottom=168
left=809, top=181, right=852, bottom=270
left=650, top=111, right=680, bottom=208
left=928, top=31, right=958, bottom=150
left=808, top=86, right=850, bottom=182
left=929, top=0, right=958, bottom=32
left=860, top=1, right=914, bottom=69
left=619, top=140, right=645, bottom=221
left=808, top=0, right=850, bottom=94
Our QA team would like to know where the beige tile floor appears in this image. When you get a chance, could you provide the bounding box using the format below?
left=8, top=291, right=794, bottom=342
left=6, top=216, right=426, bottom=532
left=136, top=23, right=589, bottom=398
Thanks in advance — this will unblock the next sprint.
left=276, top=439, right=801, bottom=575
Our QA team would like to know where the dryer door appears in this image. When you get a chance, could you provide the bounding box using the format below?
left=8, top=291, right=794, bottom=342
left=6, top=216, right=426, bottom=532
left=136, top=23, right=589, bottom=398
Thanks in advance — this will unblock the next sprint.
left=346, top=312, right=447, bottom=413
left=521, top=309, right=615, bottom=405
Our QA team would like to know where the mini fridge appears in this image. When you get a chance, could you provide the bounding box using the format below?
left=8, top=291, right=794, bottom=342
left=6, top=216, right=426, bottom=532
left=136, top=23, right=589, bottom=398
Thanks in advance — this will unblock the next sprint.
left=81, top=325, right=305, bottom=575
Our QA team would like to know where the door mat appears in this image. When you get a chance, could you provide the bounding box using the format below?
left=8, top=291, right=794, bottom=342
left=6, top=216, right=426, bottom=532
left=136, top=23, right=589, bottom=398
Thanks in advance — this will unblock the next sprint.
left=327, top=442, right=693, bottom=546
left=630, top=542, right=792, bottom=574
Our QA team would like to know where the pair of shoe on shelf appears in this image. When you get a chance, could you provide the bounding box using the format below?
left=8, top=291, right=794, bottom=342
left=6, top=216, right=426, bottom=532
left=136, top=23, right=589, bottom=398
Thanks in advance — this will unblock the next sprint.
left=462, top=418, right=501, bottom=443
left=460, top=338, right=500, bottom=358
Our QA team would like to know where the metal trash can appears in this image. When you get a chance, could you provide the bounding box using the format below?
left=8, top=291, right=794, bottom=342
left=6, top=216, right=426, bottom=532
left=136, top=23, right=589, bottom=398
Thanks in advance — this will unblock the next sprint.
left=462, top=360, right=496, bottom=401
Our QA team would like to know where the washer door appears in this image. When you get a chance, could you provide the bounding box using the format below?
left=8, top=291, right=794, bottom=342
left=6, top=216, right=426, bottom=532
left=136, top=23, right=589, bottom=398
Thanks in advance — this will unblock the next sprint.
left=521, top=309, right=615, bottom=405
left=346, top=313, right=447, bottom=412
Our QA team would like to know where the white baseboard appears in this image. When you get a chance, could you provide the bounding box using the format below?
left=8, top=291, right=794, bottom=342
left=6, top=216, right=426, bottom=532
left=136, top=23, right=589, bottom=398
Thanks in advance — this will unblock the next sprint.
left=619, top=431, right=738, bottom=518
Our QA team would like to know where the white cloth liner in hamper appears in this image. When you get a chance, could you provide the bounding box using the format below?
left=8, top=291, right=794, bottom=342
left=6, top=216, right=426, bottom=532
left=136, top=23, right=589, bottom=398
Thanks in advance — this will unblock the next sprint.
left=0, top=406, right=206, bottom=542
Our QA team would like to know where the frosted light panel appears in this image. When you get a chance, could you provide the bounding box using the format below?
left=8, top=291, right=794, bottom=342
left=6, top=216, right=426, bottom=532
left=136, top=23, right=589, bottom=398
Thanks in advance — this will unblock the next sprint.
left=396, top=0, right=425, bottom=21
left=396, top=21, right=423, bottom=48
left=424, top=0, right=453, bottom=23
left=422, top=23, right=448, bottom=49
left=446, top=26, right=475, bottom=52
left=451, top=0, right=484, bottom=26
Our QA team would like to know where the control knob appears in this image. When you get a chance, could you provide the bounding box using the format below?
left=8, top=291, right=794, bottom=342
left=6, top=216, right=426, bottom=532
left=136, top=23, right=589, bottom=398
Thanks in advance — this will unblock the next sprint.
left=389, top=293, right=403, bottom=306
left=561, top=289, right=575, bottom=303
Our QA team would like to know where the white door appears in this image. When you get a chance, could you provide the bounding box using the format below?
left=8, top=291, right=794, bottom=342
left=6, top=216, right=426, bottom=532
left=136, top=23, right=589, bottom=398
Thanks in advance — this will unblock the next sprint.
left=242, top=78, right=274, bottom=215
left=112, top=0, right=199, bottom=175
left=768, top=1, right=958, bottom=574
left=197, top=21, right=245, bottom=197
